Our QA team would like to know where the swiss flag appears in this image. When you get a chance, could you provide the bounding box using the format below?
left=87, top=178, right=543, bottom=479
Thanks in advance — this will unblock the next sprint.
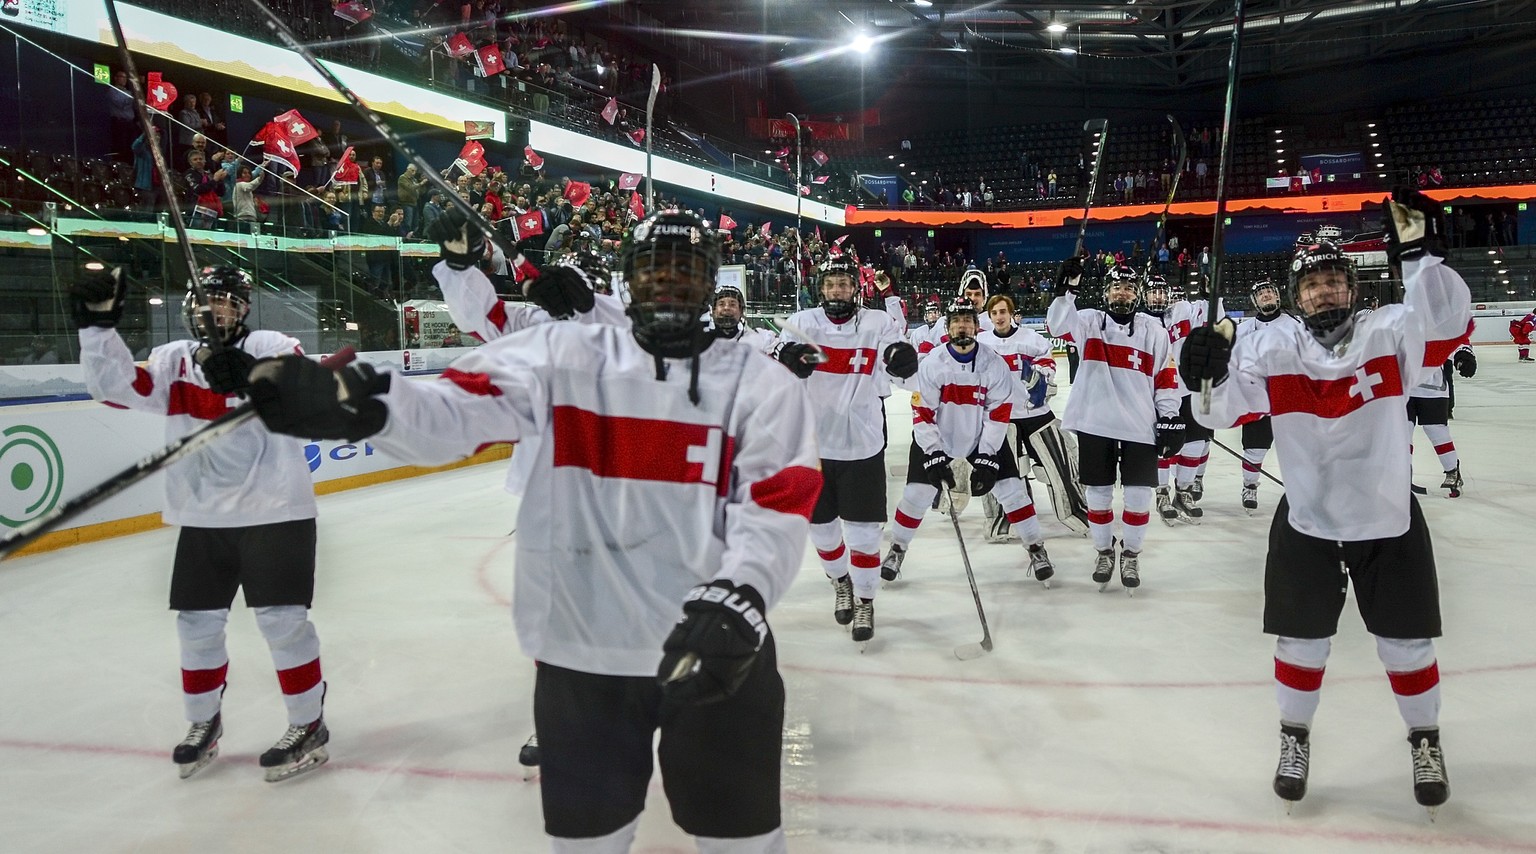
left=145, top=72, right=177, bottom=112
left=458, top=140, right=487, bottom=176
left=331, top=146, right=360, bottom=185
left=260, top=122, right=300, bottom=174
left=564, top=180, right=592, bottom=207
left=516, top=211, right=545, bottom=239
left=273, top=109, right=318, bottom=145
left=523, top=146, right=544, bottom=171
left=333, top=1, right=372, bottom=24
left=629, top=192, right=645, bottom=221
left=474, top=44, right=505, bottom=77
left=811, top=150, right=829, bottom=167
left=799, top=185, right=810, bottom=196
left=626, top=128, right=646, bottom=147
left=833, top=234, right=849, bottom=247
left=773, top=147, right=790, bottom=160
left=812, top=175, right=829, bottom=184
left=617, top=172, right=642, bottom=190
left=445, top=32, right=475, bottom=58
left=601, top=98, right=619, bottom=125
left=718, top=214, right=737, bottom=231
left=760, top=222, right=772, bottom=238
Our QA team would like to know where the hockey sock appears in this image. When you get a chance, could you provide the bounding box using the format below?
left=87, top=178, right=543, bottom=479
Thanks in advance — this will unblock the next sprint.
left=1157, top=456, right=1173, bottom=489
left=1120, top=486, right=1153, bottom=552
left=1521, top=347, right=1530, bottom=360
left=809, top=521, right=849, bottom=581
left=1377, top=636, right=1441, bottom=731
left=1421, top=424, right=1458, bottom=471
left=990, top=476, right=1042, bottom=544
left=696, top=829, right=788, bottom=854
left=1241, top=447, right=1267, bottom=488
left=843, top=521, right=884, bottom=600
left=1195, top=447, right=1211, bottom=478
left=1175, top=441, right=1209, bottom=488
left=177, top=609, right=230, bottom=723
left=550, top=815, right=640, bottom=854
left=1274, top=636, right=1330, bottom=728
left=891, top=483, right=938, bottom=549
left=254, top=605, right=324, bottom=726
left=1084, top=484, right=1115, bottom=551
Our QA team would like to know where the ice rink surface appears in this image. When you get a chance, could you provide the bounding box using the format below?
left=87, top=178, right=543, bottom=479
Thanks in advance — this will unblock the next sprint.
left=3, top=349, right=1535, bottom=853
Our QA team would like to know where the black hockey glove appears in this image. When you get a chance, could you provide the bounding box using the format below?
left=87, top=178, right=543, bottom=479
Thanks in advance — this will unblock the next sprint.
left=425, top=205, right=486, bottom=271
left=248, top=355, right=390, bottom=441
left=196, top=346, right=258, bottom=395
left=525, top=264, right=596, bottom=319
left=1383, top=186, right=1447, bottom=265
left=921, top=449, right=955, bottom=489
left=1054, top=256, right=1084, bottom=297
left=967, top=452, right=1001, bottom=497
left=1453, top=348, right=1477, bottom=378
left=1154, top=418, right=1186, bottom=459
left=658, top=580, right=768, bottom=706
left=1178, top=322, right=1235, bottom=389
left=775, top=342, right=820, bottom=379
left=69, top=265, right=127, bottom=329
left=883, top=341, right=919, bottom=380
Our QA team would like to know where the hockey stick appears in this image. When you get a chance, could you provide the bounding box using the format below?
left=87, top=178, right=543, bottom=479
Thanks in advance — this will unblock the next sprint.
left=246, top=0, right=516, bottom=266
left=1145, top=115, right=1189, bottom=280
left=1201, top=0, right=1247, bottom=415
left=947, top=488, right=993, bottom=660
left=1209, top=437, right=1284, bottom=488
left=0, top=349, right=356, bottom=560
left=775, top=320, right=830, bottom=364
left=1073, top=118, right=1110, bottom=258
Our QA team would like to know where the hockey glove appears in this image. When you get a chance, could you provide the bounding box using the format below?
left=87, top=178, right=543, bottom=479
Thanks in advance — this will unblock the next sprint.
left=658, top=580, right=768, bottom=706
left=1178, top=320, right=1236, bottom=388
left=196, top=346, right=258, bottom=395
left=1383, top=186, right=1447, bottom=265
left=525, top=264, right=596, bottom=319
left=425, top=206, right=487, bottom=271
left=775, top=342, right=821, bottom=379
left=1154, top=418, right=1186, bottom=459
left=921, top=449, right=955, bottom=489
left=967, top=452, right=1001, bottom=497
left=883, top=341, right=919, bottom=380
left=1054, top=256, right=1084, bottom=297
left=1453, top=348, right=1477, bottom=378
left=248, top=356, right=390, bottom=441
left=70, top=265, right=126, bottom=329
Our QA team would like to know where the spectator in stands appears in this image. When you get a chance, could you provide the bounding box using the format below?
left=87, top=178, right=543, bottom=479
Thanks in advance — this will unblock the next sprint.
left=131, top=128, right=164, bottom=211
left=230, top=163, right=265, bottom=226
left=197, top=92, right=226, bottom=146
left=1156, top=242, right=1169, bottom=274
left=1196, top=159, right=1209, bottom=191
left=322, top=191, right=345, bottom=232
left=1199, top=246, right=1211, bottom=286
left=108, top=70, right=136, bottom=163
left=1048, top=169, right=1058, bottom=197
left=175, top=94, right=202, bottom=166
left=902, top=186, right=915, bottom=208
left=184, top=149, right=226, bottom=230
left=365, top=204, right=395, bottom=289
left=322, top=120, right=348, bottom=160
left=396, top=164, right=427, bottom=231
left=366, top=156, right=390, bottom=210
left=1114, top=173, right=1127, bottom=204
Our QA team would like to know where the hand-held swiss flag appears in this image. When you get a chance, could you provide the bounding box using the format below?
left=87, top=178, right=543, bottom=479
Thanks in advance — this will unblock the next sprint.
left=273, top=109, right=318, bottom=145
left=459, top=140, right=487, bottom=176
left=760, top=222, right=772, bottom=238
left=719, top=214, right=737, bottom=231
left=601, top=98, right=619, bottom=125
left=331, top=146, right=361, bottom=185
left=812, top=175, right=829, bottom=185
left=145, top=72, right=177, bottom=112
left=333, top=1, right=372, bottom=23
left=516, top=211, right=545, bottom=238
left=629, top=192, right=645, bottom=221
left=626, top=128, right=646, bottom=147
left=260, top=123, right=300, bottom=175
left=811, top=150, right=829, bottom=167
left=474, top=45, right=505, bottom=77
left=445, top=32, right=475, bottom=58
left=563, top=180, right=592, bottom=207
left=523, top=146, right=544, bottom=171
left=617, top=172, right=642, bottom=190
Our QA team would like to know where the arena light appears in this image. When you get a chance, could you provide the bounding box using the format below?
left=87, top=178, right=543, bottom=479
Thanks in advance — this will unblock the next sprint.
left=148, top=297, right=164, bottom=306
left=1048, top=22, right=1068, bottom=33
left=852, top=34, right=874, bottom=54
left=26, top=227, right=47, bottom=236
left=913, top=0, right=934, bottom=6
left=1060, top=46, right=1077, bottom=54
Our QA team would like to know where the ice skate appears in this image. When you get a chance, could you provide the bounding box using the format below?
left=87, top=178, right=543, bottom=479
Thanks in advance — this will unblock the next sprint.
left=1189, top=475, right=1205, bottom=502
left=879, top=544, right=906, bottom=584
left=172, top=714, right=222, bottom=780
left=1440, top=465, right=1462, bottom=499
left=1156, top=487, right=1178, bottom=525
left=1241, top=484, right=1259, bottom=514
left=1274, top=724, right=1311, bottom=809
left=851, top=598, right=874, bottom=649
left=1174, top=485, right=1203, bottom=522
left=259, top=718, right=330, bottom=783
left=518, top=733, right=539, bottom=780
left=1118, top=549, right=1140, bottom=595
left=831, top=574, right=855, bottom=625
left=1026, top=543, right=1054, bottom=588
left=1092, top=547, right=1116, bottom=592
left=1408, top=728, right=1449, bottom=819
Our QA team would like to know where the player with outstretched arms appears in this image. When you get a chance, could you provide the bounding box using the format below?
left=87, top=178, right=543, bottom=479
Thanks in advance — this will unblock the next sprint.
left=247, top=209, right=820, bottom=853
left=74, top=264, right=331, bottom=783
left=709, top=285, right=778, bottom=353
left=1232, top=280, right=1304, bottom=512
left=1046, top=263, right=1182, bottom=594
left=1179, top=189, right=1471, bottom=816
left=775, top=257, right=920, bottom=645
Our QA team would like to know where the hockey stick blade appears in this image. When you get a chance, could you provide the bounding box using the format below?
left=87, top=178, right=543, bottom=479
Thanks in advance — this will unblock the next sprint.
left=954, top=638, right=993, bottom=661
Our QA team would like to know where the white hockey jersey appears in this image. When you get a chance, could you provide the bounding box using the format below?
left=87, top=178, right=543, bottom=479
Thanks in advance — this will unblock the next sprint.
left=912, top=344, right=1016, bottom=458
left=1162, top=298, right=1226, bottom=395
left=79, top=326, right=316, bottom=528
left=910, top=320, right=945, bottom=359
left=1409, top=343, right=1473, bottom=400
left=1046, top=297, right=1180, bottom=444
left=777, top=305, right=908, bottom=460
left=717, top=324, right=778, bottom=354
left=1195, top=255, right=1473, bottom=540
left=368, top=324, right=820, bottom=677
left=976, top=325, right=1057, bottom=419
left=1236, top=310, right=1305, bottom=344
left=434, top=261, right=627, bottom=343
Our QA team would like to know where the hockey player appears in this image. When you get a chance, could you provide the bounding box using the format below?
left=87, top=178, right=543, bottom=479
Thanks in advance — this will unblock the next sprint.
left=958, top=269, right=996, bottom=332
left=248, top=209, right=820, bottom=853
left=1234, top=280, right=1304, bottom=512
left=1148, top=274, right=1217, bottom=522
left=710, top=285, right=777, bottom=352
left=1408, top=342, right=1476, bottom=497
left=911, top=297, right=945, bottom=359
left=1511, top=310, right=1534, bottom=361
left=777, top=257, right=919, bottom=644
left=1046, top=263, right=1182, bottom=593
left=882, top=299, right=1054, bottom=584
left=72, top=264, right=330, bottom=783
left=1180, top=188, right=1470, bottom=814
left=976, top=295, right=1088, bottom=537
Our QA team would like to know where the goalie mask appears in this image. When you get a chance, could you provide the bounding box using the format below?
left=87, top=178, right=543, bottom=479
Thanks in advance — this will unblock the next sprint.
left=1289, top=241, right=1357, bottom=339
left=1103, top=265, right=1141, bottom=319
left=1143, top=275, right=1172, bottom=318
left=1251, top=279, right=1282, bottom=317
left=818, top=257, right=859, bottom=321
left=711, top=285, right=745, bottom=337
left=182, top=265, right=253, bottom=345
left=622, top=210, right=719, bottom=356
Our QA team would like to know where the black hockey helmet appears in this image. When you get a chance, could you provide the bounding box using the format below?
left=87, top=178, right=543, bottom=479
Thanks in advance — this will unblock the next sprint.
left=817, top=256, right=860, bottom=321
left=1142, top=274, right=1172, bottom=317
left=922, top=297, right=943, bottom=323
left=562, top=245, right=613, bottom=295
left=622, top=209, right=720, bottom=354
left=1251, top=279, right=1282, bottom=316
left=945, top=296, right=980, bottom=347
left=1103, top=265, right=1141, bottom=316
left=1288, top=241, right=1356, bottom=336
left=182, top=265, right=253, bottom=345
left=711, top=285, right=746, bottom=336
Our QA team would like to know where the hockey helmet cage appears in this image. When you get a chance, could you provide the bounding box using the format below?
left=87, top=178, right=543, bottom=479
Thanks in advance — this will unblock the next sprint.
left=817, top=256, right=860, bottom=321
left=622, top=210, right=720, bottom=352
left=182, top=264, right=253, bottom=345
left=1289, top=240, right=1357, bottom=336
